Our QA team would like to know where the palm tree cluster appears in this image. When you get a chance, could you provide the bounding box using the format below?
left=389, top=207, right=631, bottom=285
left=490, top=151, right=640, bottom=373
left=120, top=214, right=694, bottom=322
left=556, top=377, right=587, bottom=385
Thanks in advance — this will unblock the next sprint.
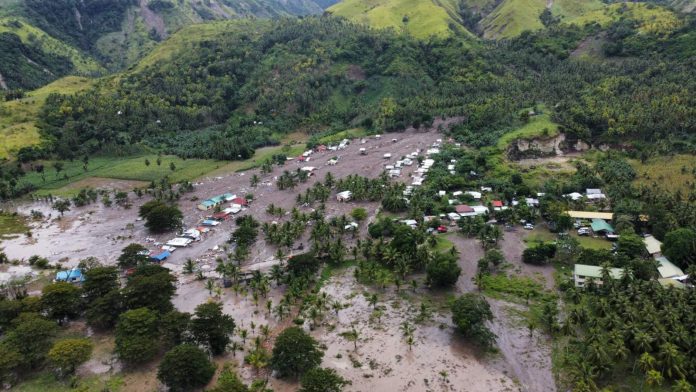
left=296, top=182, right=332, bottom=206
left=458, top=217, right=502, bottom=250
left=334, top=174, right=390, bottom=202
left=276, top=169, right=311, bottom=190
left=561, top=279, right=695, bottom=391
left=262, top=210, right=309, bottom=248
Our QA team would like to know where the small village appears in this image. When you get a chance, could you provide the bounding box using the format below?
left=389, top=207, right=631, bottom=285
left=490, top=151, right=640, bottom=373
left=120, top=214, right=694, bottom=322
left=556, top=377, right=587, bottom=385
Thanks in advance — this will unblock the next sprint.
left=0, top=127, right=694, bottom=392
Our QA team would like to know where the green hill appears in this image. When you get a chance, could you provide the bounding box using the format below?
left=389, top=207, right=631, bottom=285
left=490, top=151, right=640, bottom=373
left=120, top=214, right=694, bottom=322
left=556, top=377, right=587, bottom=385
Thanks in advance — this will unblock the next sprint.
left=565, top=2, right=683, bottom=34
left=0, top=18, right=103, bottom=90
left=0, top=0, right=324, bottom=89
left=328, top=0, right=472, bottom=38
left=0, top=76, right=92, bottom=158
left=479, top=0, right=546, bottom=39
left=329, top=0, right=691, bottom=40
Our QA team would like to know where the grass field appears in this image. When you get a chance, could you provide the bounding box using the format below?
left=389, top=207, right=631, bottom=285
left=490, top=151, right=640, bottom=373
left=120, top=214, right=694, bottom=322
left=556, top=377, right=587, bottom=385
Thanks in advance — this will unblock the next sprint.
left=203, top=144, right=307, bottom=177
left=480, top=0, right=546, bottom=39
left=19, top=155, right=226, bottom=197
left=328, top=0, right=469, bottom=38
left=523, top=227, right=612, bottom=250
left=317, top=128, right=368, bottom=145
left=0, top=212, right=28, bottom=239
left=0, top=76, right=93, bottom=159
left=630, top=154, right=696, bottom=193
left=497, top=108, right=560, bottom=150
left=433, top=234, right=455, bottom=252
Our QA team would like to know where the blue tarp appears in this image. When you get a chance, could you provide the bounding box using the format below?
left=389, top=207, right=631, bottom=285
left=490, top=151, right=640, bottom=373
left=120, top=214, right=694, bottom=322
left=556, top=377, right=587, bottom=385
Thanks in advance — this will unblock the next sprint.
left=55, top=268, right=84, bottom=283
left=150, top=251, right=171, bottom=262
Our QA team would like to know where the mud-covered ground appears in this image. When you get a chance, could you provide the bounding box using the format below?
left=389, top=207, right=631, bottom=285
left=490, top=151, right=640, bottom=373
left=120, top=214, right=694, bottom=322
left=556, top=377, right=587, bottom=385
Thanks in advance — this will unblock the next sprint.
left=2, top=126, right=558, bottom=392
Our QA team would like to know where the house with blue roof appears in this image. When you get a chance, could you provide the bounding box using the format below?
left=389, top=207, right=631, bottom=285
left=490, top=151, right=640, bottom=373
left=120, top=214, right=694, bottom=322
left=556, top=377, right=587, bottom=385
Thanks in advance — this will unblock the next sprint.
left=198, top=193, right=237, bottom=211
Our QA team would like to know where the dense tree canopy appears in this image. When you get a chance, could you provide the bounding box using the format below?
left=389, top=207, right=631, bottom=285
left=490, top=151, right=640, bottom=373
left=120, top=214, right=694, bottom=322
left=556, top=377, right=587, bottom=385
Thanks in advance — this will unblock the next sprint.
left=157, top=344, right=215, bottom=392
left=271, top=327, right=324, bottom=378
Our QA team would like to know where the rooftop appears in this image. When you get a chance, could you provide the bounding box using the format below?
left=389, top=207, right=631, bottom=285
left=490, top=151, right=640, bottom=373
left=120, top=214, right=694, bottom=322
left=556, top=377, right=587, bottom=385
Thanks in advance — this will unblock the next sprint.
left=455, top=205, right=474, bottom=213
left=574, top=264, right=624, bottom=279
left=656, top=257, right=684, bottom=279
left=591, top=219, right=614, bottom=233
left=643, top=235, right=662, bottom=255
left=567, top=211, right=614, bottom=220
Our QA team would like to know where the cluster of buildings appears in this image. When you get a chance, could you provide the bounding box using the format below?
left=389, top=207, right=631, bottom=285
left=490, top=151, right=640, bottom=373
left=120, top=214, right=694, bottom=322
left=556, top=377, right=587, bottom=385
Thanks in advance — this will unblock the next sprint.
left=565, top=188, right=607, bottom=201
left=572, top=234, right=688, bottom=289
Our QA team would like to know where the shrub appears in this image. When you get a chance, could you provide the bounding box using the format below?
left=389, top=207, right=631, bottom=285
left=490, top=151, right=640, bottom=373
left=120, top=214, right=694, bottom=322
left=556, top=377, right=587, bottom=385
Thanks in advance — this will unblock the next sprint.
left=522, top=243, right=556, bottom=265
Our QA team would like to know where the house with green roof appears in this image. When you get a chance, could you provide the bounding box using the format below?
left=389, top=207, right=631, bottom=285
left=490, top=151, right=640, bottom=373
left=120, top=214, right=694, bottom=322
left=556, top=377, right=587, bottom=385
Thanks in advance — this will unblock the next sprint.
left=573, top=264, right=624, bottom=288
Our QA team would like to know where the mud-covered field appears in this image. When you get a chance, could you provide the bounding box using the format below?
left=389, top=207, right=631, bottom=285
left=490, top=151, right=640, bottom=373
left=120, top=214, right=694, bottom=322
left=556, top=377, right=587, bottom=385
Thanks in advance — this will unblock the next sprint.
left=1, top=126, right=557, bottom=392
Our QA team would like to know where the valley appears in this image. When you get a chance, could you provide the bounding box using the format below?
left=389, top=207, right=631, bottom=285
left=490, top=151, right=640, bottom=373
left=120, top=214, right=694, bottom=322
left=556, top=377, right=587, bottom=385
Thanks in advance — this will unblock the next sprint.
left=0, top=2, right=695, bottom=392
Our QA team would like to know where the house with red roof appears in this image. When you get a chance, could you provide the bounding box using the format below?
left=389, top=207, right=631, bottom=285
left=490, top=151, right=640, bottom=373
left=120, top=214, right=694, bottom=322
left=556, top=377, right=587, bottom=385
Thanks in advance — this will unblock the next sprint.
left=231, top=197, right=248, bottom=206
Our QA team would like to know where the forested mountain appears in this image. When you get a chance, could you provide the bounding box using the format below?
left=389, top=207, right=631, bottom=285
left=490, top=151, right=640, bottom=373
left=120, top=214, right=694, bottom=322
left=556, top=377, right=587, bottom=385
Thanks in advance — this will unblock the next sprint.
left=31, top=15, right=696, bottom=162
left=0, top=0, right=324, bottom=88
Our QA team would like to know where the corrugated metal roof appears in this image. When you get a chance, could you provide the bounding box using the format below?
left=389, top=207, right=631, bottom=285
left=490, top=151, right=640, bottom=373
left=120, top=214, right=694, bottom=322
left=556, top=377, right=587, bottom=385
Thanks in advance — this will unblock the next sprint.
left=656, top=257, right=684, bottom=278
left=574, top=264, right=624, bottom=279
left=567, top=211, right=614, bottom=220
left=643, top=235, right=662, bottom=255
left=591, top=219, right=614, bottom=233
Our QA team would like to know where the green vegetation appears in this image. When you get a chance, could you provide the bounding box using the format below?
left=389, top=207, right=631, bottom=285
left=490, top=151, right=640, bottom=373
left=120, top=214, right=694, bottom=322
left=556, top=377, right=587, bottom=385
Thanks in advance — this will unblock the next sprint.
left=481, top=273, right=547, bottom=301
left=566, top=2, right=682, bottom=34
left=17, top=155, right=222, bottom=196
left=630, top=154, right=696, bottom=193
left=315, top=128, right=368, bottom=145
left=0, top=76, right=92, bottom=159
left=480, top=0, right=546, bottom=39
left=0, top=212, right=28, bottom=239
left=328, top=0, right=470, bottom=38
left=550, top=0, right=604, bottom=21
left=496, top=107, right=560, bottom=150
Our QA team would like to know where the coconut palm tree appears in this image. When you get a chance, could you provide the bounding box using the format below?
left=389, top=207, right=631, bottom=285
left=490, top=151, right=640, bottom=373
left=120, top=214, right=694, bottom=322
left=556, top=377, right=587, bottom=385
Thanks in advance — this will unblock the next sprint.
left=245, top=347, right=270, bottom=377
left=341, top=326, right=359, bottom=351
left=183, top=258, right=196, bottom=274
left=658, top=342, right=685, bottom=379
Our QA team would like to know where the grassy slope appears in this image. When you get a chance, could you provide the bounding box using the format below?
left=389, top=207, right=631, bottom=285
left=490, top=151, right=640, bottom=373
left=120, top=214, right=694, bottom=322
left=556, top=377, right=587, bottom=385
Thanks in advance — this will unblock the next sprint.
left=328, top=0, right=470, bottom=38
left=0, top=18, right=103, bottom=75
left=566, top=3, right=682, bottom=34
left=0, top=76, right=92, bottom=159
left=550, top=0, right=603, bottom=21
left=496, top=108, right=560, bottom=150
left=134, top=20, right=257, bottom=70
left=480, top=0, right=546, bottom=39
left=630, top=154, right=696, bottom=193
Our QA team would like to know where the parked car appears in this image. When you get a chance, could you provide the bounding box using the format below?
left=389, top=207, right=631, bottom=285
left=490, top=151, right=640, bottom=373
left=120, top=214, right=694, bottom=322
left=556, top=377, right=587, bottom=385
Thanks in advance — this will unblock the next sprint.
left=437, top=225, right=448, bottom=233
left=523, top=223, right=534, bottom=230
left=577, top=228, right=590, bottom=236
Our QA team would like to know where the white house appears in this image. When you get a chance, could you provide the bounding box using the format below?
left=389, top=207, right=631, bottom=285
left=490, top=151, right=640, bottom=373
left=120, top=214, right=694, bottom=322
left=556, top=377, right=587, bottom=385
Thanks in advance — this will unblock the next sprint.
left=573, top=264, right=624, bottom=288
left=466, top=191, right=482, bottom=200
